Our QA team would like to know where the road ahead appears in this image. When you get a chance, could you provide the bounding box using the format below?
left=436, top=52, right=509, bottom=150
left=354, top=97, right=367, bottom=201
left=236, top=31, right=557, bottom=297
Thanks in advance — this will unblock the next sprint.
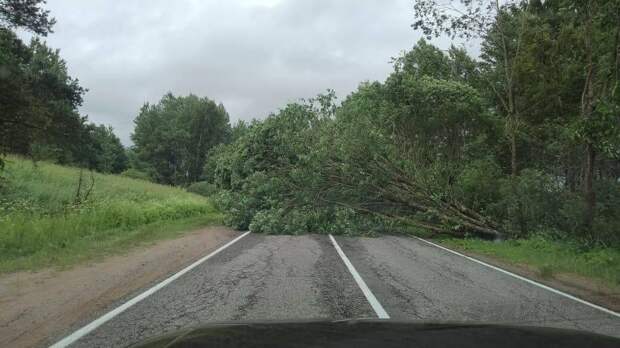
left=52, top=233, right=620, bottom=347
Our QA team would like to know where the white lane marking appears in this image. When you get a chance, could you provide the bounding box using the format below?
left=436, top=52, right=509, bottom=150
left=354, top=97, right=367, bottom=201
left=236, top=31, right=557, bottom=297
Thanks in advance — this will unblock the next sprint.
left=328, top=234, right=390, bottom=319
left=414, top=237, right=620, bottom=319
left=50, top=231, right=252, bottom=348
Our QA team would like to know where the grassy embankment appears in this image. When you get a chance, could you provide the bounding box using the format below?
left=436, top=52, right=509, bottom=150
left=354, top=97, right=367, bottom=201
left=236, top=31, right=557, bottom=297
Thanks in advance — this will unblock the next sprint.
left=439, top=236, right=620, bottom=289
left=0, top=155, right=223, bottom=273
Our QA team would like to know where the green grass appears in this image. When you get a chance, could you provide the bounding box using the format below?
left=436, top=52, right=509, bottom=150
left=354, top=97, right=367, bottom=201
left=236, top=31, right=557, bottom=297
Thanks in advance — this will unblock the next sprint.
left=439, top=236, right=620, bottom=288
left=0, top=155, right=223, bottom=273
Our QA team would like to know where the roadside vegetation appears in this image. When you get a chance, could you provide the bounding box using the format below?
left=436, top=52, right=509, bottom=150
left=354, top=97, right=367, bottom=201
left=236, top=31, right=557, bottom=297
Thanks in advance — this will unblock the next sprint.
left=0, top=2, right=229, bottom=272
left=200, top=0, right=620, bottom=285
left=0, top=156, right=222, bottom=272
left=0, top=0, right=618, bottom=285
left=441, top=236, right=620, bottom=289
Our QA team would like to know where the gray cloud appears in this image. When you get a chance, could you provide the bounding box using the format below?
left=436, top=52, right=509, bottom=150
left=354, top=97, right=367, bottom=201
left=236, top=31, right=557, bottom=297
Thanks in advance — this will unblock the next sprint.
left=26, top=0, right=476, bottom=144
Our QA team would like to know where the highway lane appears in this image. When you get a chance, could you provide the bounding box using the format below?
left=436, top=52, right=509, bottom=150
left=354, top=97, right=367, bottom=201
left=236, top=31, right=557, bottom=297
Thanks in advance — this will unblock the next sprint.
left=335, top=235, right=619, bottom=337
left=67, top=234, right=374, bottom=348
left=53, top=233, right=620, bottom=347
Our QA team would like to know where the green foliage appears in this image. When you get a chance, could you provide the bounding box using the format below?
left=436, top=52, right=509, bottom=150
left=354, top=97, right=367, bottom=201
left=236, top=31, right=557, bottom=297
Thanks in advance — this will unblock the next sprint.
left=0, top=21, right=124, bottom=175
left=29, top=123, right=129, bottom=173
left=214, top=190, right=258, bottom=230
left=248, top=206, right=398, bottom=236
left=2, top=0, right=618, bottom=262
left=210, top=75, right=503, bottom=236
left=209, top=101, right=322, bottom=231
left=209, top=32, right=619, bottom=245
left=0, top=0, right=55, bottom=35
left=186, top=181, right=218, bottom=197
left=230, top=119, right=251, bottom=142
left=0, top=155, right=221, bottom=272
left=132, top=93, right=231, bottom=185
left=0, top=30, right=87, bottom=162
left=408, top=0, right=620, bottom=243
left=120, top=168, right=152, bottom=182
left=457, top=159, right=503, bottom=211
left=207, top=91, right=398, bottom=235
left=588, top=180, right=620, bottom=245
left=87, top=124, right=128, bottom=173
left=488, top=170, right=563, bottom=236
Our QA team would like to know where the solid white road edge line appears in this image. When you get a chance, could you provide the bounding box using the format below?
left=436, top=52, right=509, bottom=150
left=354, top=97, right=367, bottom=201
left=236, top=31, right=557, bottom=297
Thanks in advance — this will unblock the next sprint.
left=414, top=237, right=620, bottom=319
left=50, top=231, right=252, bottom=348
left=328, top=234, right=390, bottom=319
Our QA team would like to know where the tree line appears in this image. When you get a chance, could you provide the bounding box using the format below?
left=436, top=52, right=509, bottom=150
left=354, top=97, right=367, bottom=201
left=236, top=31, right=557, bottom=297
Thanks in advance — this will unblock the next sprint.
left=0, top=0, right=127, bottom=174
left=204, top=0, right=620, bottom=245
left=2, top=0, right=618, bottom=245
left=1, top=1, right=231, bottom=185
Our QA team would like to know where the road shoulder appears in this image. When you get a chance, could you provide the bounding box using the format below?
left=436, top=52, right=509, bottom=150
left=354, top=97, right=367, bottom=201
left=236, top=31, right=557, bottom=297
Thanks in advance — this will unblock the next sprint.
left=0, top=226, right=239, bottom=348
left=434, top=239, right=620, bottom=312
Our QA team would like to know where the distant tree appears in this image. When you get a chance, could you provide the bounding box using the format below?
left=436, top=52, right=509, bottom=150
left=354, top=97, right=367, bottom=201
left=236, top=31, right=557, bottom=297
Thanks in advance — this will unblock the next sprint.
left=392, top=38, right=483, bottom=90
left=557, top=0, right=620, bottom=229
left=124, top=147, right=155, bottom=178
left=0, top=0, right=55, bottom=35
left=412, top=0, right=540, bottom=235
left=89, top=124, right=128, bottom=173
left=132, top=93, right=231, bottom=185
left=0, top=28, right=33, bottom=158
left=413, top=0, right=538, bottom=179
left=0, top=32, right=86, bottom=163
left=230, top=120, right=251, bottom=142
left=394, top=38, right=451, bottom=79
left=1, top=0, right=59, bottom=170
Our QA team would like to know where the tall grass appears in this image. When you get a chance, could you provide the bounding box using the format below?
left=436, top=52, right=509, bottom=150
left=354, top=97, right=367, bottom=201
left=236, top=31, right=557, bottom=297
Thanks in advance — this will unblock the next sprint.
left=0, top=155, right=222, bottom=272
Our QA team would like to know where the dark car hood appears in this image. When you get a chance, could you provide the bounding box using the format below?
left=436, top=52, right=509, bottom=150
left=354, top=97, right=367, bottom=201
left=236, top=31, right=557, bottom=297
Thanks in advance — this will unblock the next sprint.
left=130, top=319, right=620, bottom=348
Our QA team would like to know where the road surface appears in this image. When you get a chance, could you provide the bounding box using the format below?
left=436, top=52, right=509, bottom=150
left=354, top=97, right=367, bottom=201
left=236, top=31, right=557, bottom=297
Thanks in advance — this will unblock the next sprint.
left=50, top=233, right=620, bottom=347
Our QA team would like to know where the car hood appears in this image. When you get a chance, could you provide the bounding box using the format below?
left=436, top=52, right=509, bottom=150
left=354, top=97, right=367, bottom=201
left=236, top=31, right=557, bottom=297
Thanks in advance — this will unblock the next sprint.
left=130, top=319, right=620, bottom=348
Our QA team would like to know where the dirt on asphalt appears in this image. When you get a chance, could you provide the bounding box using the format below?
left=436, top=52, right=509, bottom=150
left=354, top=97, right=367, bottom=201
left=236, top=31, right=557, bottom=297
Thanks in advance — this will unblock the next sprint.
left=0, top=226, right=239, bottom=348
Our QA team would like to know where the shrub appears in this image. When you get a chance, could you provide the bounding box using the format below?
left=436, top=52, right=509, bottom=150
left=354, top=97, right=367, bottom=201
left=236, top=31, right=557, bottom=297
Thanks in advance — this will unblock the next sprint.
left=457, top=158, right=503, bottom=212
left=589, top=180, right=620, bottom=245
left=213, top=190, right=258, bottom=230
left=488, top=169, right=563, bottom=237
left=120, top=168, right=152, bottom=182
left=186, top=181, right=219, bottom=197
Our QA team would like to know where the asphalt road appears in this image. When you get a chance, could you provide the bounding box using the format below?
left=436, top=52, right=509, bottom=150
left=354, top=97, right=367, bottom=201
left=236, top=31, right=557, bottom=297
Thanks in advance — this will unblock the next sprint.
left=53, top=233, right=620, bottom=347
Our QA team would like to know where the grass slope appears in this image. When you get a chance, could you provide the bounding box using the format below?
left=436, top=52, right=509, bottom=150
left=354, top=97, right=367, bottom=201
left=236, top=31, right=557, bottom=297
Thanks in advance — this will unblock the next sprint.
left=0, top=155, right=223, bottom=273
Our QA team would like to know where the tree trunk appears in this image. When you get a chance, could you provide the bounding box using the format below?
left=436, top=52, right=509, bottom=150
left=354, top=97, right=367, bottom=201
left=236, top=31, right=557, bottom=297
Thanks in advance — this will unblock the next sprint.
left=584, top=143, right=596, bottom=228
left=510, top=132, right=518, bottom=177
left=581, top=0, right=596, bottom=231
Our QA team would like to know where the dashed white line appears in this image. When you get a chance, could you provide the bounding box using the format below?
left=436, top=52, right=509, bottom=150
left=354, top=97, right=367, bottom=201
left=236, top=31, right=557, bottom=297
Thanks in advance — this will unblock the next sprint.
left=414, top=236, right=620, bottom=319
left=50, top=231, right=252, bottom=348
left=329, top=234, right=390, bottom=319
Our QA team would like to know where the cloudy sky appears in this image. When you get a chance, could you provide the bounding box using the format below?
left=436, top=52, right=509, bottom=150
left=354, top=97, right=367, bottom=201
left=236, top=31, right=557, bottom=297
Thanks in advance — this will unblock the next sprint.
left=27, top=0, right=475, bottom=145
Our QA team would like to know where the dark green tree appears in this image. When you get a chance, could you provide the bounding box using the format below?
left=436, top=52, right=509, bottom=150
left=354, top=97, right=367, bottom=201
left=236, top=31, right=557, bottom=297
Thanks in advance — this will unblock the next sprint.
left=0, top=0, right=55, bottom=35
left=0, top=32, right=86, bottom=163
left=132, top=93, right=231, bottom=185
left=89, top=124, right=128, bottom=173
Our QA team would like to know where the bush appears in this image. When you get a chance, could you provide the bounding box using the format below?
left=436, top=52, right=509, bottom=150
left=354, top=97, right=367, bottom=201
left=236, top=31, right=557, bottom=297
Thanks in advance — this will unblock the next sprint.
left=590, top=180, right=620, bottom=245
left=213, top=190, right=258, bottom=230
left=186, top=181, right=219, bottom=197
left=120, top=168, right=152, bottom=182
left=488, top=169, right=563, bottom=237
left=457, top=158, right=503, bottom=212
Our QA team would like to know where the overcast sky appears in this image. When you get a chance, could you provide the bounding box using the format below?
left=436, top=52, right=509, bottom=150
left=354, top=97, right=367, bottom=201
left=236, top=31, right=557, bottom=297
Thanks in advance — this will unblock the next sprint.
left=26, top=0, right=476, bottom=145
